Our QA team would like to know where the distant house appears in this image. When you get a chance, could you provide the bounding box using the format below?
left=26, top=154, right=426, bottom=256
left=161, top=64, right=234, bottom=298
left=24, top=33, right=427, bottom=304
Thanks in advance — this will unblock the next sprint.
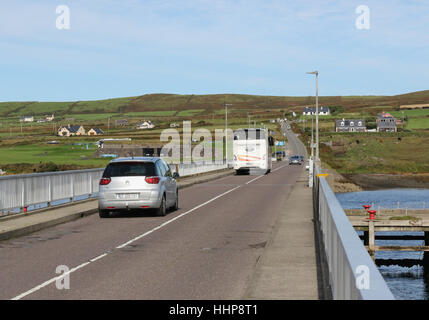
left=37, top=118, right=47, bottom=123
left=170, top=122, right=180, bottom=128
left=45, top=114, right=55, bottom=121
left=377, top=112, right=397, bottom=132
left=302, top=107, right=330, bottom=116
left=87, top=128, right=104, bottom=136
left=57, top=125, right=86, bottom=137
left=136, top=120, right=155, bottom=129
left=335, top=119, right=366, bottom=133
left=115, top=119, right=128, bottom=127
left=20, top=116, right=34, bottom=122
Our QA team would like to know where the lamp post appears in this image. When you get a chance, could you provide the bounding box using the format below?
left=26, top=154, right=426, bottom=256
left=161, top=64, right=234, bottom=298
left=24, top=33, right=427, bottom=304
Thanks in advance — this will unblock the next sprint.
left=306, top=71, right=319, bottom=162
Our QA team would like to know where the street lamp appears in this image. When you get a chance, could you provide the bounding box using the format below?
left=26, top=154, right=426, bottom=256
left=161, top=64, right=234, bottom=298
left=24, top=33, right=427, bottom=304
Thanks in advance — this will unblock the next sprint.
left=306, top=71, right=319, bottom=162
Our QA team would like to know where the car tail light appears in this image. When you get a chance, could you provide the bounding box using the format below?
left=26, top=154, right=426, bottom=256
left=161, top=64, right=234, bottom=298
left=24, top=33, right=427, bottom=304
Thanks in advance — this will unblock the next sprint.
left=145, top=176, right=160, bottom=184
left=99, top=178, right=111, bottom=185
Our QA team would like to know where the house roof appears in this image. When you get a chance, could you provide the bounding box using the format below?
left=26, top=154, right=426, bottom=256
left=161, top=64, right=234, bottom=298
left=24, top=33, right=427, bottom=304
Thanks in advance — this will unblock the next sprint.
left=90, top=128, right=104, bottom=134
left=59, top=125, right=82, bottom=133
left=335, top=119, right=366, bottom=127
left=378, top=112, right=395, bottom=119
left=303, top=107, right=330, bottom=112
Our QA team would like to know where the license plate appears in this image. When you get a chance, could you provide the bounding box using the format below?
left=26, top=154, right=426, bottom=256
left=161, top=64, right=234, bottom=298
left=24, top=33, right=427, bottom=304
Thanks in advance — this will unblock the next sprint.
left=116, top=193, right=139, bottom=200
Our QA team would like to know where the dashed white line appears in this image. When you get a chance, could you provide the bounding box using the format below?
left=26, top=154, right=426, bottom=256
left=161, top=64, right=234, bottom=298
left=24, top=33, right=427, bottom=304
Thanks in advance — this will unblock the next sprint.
left=11, top=184, right=242, bottom=300
left=11, top=166, right=288, bottom=300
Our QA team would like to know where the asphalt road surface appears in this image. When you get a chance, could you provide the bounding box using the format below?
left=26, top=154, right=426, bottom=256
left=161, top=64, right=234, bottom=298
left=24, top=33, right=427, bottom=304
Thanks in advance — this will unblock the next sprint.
left=1, top=127, right=308, bottom=300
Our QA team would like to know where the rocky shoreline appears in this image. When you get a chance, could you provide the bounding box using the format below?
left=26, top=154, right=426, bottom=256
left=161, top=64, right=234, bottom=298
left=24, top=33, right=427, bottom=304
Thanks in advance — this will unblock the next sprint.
left=343, top=173, right=429, bottom=191
left=321, top=165, right=429, bottom=193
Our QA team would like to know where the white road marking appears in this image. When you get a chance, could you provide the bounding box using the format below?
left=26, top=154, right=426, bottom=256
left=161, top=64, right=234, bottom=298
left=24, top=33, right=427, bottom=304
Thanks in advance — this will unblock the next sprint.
left=12, top=167, right=287, bottom=300
left=11, top=184, right=242, bottom=300
left=245, top=175, right=264, bottom=184
left=116, top=186, right=241, bottom=249
left=272, top=164, right=288, bottom=172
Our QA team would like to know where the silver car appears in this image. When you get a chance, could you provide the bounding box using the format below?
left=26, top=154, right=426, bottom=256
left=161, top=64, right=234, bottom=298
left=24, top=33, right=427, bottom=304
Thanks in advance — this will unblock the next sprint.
left=98, top=157, right=179, bottom=218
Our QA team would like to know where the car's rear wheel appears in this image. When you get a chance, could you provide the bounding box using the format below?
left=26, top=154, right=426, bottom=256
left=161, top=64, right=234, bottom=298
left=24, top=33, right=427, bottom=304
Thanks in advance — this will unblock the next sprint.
left=156, top=195, right=166, bottom=217
left=173, top=190, right=179, bottom=211
left=99, top=209, right=110, bottom=218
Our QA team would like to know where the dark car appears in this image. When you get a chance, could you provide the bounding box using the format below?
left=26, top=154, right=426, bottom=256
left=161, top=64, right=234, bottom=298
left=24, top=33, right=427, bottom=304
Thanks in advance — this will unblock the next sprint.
left=289, top=155, right=302, bottom=165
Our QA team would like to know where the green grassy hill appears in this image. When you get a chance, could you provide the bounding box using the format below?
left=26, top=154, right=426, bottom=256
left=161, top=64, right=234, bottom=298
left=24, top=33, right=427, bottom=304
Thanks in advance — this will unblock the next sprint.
left=1, top=90, right=428, bottom=118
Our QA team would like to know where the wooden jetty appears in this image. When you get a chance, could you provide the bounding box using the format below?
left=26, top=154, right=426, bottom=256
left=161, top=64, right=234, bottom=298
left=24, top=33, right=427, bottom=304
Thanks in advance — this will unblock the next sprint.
left=346, top=209, right=429, bottom=260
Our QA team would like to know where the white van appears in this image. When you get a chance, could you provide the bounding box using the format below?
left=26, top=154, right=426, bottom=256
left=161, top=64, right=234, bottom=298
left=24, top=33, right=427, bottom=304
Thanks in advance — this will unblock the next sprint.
left=233, top=128, right=274, bottom=174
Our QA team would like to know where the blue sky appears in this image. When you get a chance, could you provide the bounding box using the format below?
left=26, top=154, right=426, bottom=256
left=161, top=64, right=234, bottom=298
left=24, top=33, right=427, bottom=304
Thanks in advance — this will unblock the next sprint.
left=0, top=0, right=428, bottom=101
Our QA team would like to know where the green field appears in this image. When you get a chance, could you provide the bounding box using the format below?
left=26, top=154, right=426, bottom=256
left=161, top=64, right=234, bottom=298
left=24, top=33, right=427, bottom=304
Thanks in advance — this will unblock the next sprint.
left=318, top=132, right=429, bottom=174
left=0, top=143, right=109, bottom=167
left=124, top=111, right=177, bottom=117
left=390, top=109, right=429, bottom=118
left=405, top=118, right=429, bottom=130
left=176, top=109, right=205, bottom=116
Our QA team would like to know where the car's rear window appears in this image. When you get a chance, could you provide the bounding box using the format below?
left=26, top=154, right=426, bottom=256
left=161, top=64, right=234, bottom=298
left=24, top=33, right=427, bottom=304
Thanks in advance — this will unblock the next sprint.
left=103, top=162, right=156, bottom=177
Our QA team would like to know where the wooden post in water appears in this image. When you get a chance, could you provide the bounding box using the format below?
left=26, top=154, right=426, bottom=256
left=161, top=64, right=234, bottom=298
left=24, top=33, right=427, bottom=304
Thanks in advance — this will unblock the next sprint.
left=363, top=231, right=369, bottom=246
left=424, top=232, right=429, bottom=281
left=368, top=220, right=375, bottom=261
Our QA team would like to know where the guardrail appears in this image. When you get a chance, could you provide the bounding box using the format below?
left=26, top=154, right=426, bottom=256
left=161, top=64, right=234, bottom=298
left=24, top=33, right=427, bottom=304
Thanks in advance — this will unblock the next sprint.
left=0, top=161, right=229, bottom=215
left=313, top=165, right=394, bottom=300
left=0, top=168, right=104, bottom=214
left=169, top=161, right=228, bottom=177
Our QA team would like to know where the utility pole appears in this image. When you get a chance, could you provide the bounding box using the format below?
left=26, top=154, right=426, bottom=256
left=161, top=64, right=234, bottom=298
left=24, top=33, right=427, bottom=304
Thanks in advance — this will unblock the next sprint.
left=306, top=71, right=319, bottom=162
left=107, top=117, right=110, bottom=135
left=311, top=113, right=314, bottom=160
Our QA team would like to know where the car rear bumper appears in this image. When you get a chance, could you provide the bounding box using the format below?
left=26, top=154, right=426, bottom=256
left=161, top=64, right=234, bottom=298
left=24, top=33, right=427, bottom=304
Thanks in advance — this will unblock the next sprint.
left=98, top=198, right=162, bottom=210
left=98, top=191, right=163, bottom=210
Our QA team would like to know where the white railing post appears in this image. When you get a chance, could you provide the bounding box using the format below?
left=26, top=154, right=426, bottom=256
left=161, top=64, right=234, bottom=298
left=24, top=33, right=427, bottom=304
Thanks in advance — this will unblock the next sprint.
left=70, top=173, right=74, bottom=203
left=21, top=178, right=25, bottom=212
left=48, top=175, right=52, bottom=207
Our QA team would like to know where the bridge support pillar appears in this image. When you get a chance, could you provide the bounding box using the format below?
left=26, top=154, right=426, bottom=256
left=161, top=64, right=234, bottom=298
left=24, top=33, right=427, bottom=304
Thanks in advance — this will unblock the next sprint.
left=423, top=233, right=429, bottom=283
left=363, top=231, right=369, bottom=246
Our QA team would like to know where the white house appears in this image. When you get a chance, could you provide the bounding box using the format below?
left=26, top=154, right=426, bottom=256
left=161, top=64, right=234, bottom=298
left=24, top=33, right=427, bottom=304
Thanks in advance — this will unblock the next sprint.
left=57, top=125, right=86, bottom=137
left=45, top=114, right=55, bottom=121
left=136, top=120, right=155, bottom=129
left=87, top=128, right=104, bottom=136
left=302, top=107, right=330, bottom=116
left=20, top=116, right=34, bottom=122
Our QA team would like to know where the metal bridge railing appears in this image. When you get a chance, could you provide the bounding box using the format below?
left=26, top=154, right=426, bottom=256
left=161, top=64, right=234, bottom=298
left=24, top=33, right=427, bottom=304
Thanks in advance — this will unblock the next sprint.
left=0, top=161, right=229, bottom=215
left=0, top=168, right=105, bottom=214
left=313, top=165, right=394, bottom=300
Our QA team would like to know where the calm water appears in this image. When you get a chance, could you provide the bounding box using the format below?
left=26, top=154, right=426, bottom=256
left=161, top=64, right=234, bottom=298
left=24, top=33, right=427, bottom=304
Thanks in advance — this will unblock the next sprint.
left=336, top=189, right=429, bottom=300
